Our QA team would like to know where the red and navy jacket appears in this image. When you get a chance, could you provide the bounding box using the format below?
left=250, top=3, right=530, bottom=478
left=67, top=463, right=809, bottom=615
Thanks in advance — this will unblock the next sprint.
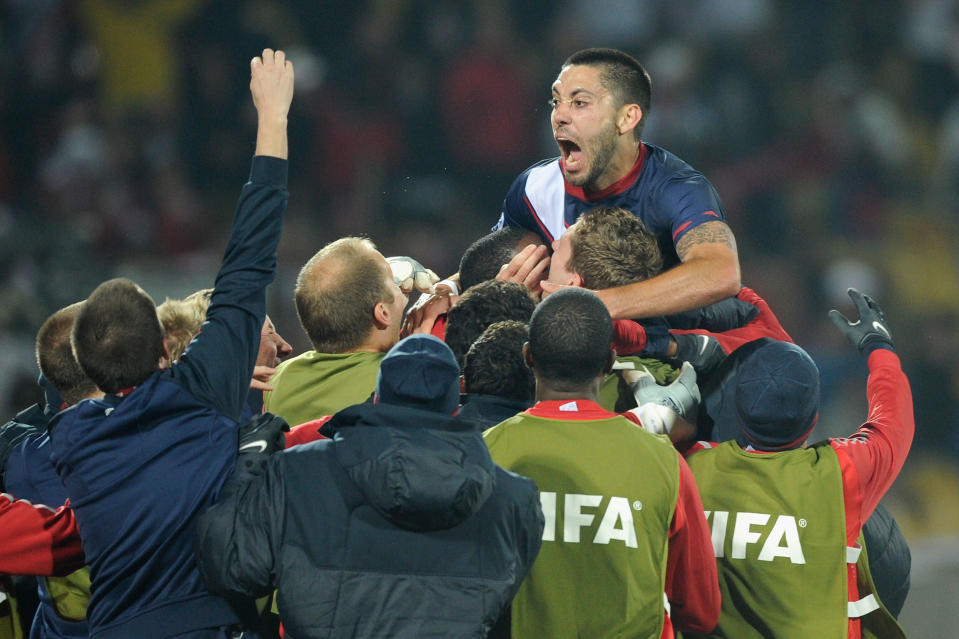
left=0, top=493, right=82, bottom=576
left=49, top=157, right=288, bottom=639
left=6, top=430, right=89, bottom=638
left=495, top=143, right=725, bottom=268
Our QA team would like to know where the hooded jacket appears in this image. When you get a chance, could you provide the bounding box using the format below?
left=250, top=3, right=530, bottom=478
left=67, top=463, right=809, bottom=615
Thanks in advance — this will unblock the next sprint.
left=197, top=402, right=543, bottom=639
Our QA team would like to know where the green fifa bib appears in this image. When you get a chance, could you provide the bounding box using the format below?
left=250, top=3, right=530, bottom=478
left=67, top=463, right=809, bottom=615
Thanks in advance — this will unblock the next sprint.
left=600, top=356, right=679, bottom=412
left=0, top=581, right=22, bottom=639
left=44, top=567, right=91, bottom=621
left=686, top=441, right=904, bottom=639
left=263, top=351, right=384, bottom=426
left=485, top=410, right=679, bottom=639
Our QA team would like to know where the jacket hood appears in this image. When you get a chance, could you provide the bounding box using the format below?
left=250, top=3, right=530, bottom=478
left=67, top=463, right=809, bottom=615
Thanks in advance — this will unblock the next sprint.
left=328, top=403, right=496, bottom=532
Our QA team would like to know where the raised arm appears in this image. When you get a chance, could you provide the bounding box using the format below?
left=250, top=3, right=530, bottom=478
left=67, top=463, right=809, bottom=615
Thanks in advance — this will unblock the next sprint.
left=828, top=288, right=914, bottom=523
left=173, top=49, right=294, bottom=419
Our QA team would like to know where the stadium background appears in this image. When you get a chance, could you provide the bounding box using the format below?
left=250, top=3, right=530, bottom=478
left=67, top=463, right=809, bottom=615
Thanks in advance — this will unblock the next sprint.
left=1, top=0, right=957, bottom=631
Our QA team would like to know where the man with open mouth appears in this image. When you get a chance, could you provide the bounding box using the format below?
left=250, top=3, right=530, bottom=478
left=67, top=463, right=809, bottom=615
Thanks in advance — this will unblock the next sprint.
left=495, top=47, right=742, bottom=322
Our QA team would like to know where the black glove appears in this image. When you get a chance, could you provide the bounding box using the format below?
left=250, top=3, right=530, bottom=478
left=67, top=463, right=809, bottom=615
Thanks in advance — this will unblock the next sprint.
left=0, top=420, right=43, bottom=492
left=237, top=412, right=289, bottom=477
left=239, top=412, right=289, bottom=455
left=671, top=333, right=726, bottom=379
left=828, top=288, right=894, bottom=356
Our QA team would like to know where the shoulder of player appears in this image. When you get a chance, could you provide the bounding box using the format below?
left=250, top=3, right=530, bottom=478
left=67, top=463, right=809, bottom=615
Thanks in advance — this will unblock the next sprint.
left=508, top=157, right=561, bottom=190
left=640, top=147, right=710, bottom=190
left=525, top=156, right=562, bottom=173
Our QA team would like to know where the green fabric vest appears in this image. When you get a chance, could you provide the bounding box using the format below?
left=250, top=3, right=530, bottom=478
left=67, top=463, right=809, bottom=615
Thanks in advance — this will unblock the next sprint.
left=44, top=567, right=91, bottom=621
left=263, top=351, right=384, bottom=426
left=0, top=581, right=22, bottom=639
left=485, top=410, right=679, bottom=639
left=600, top=356, right=679, bottom=413
left=685, top=441, right=904, bottom=639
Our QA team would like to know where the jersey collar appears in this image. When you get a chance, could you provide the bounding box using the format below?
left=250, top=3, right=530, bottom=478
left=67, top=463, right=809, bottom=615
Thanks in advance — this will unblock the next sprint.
left=562, top=143, right=647, bottom=202
left=526, top=399, right=618, bottom=420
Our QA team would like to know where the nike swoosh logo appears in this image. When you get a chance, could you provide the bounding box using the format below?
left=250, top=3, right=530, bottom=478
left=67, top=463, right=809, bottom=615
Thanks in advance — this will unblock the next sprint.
left=872, top=321, right=891, bottom=340
left=697, top=335, right=710, bottom=356
left=239, top=440, right=268, bottom=453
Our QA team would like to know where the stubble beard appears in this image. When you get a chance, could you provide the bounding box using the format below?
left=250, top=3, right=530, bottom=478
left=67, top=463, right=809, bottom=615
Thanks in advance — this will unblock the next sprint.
left=571, top=121, right=619, bottom=192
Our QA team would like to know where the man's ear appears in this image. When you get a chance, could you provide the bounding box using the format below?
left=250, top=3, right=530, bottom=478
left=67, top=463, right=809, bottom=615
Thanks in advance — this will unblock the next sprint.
left=523, top=342, right=534, bottom=368
left=159, top=338, right=173, bottom=369
left=616, top=104, right=642, bottom=136
left=571, top=272, right=584, bottom=288
left=372, top=301, right=391, bottom=329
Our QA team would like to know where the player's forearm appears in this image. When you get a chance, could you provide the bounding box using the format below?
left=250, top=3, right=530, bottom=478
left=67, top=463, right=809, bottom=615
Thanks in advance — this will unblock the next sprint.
left=837, top=349, right=914, bottom=520
left=597, top=252, right=741, bottom=320
left=255, top=118, right=288, bottom=159
left=0, top=495, right=84, bottom=576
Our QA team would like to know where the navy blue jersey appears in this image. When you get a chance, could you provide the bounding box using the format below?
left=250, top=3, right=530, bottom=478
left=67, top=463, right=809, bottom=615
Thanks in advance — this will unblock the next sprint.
left=49, top=157, right=288, bottom=639
left=495, top=143, right=725, bottom=268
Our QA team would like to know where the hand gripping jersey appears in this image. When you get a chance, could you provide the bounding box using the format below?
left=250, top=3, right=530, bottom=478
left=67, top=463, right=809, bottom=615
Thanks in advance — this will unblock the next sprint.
left=601, top=355, right=679, bottom=413
left=495, top=143, right=725, bottom=268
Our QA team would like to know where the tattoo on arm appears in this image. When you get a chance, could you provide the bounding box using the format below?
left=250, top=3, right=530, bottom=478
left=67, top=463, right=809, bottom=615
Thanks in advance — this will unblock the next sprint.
left=676, top=221, right=737, bottom=261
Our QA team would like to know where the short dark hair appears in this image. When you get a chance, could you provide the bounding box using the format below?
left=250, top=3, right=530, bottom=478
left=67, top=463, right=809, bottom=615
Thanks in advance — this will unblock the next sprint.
left=294, top=237, right=394, bottom=353
left=529, top=287, right=612, bottom=387
left=567, top=206, right=663, bottom=289
left=72, top=278, right=164, bottom=393
left=463, top=321, right=534, bottom=402
left=563, top=48, right=652, bottom=139
left=445, top=280, right=535, bottom=370
left=459, top=227, right=542, bottom=292
left=36, top=302, right=98, bottom=405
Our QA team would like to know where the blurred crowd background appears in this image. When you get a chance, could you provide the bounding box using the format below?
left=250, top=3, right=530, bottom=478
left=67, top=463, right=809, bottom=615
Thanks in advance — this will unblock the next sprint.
left=1, top=0, right=958, bottom=630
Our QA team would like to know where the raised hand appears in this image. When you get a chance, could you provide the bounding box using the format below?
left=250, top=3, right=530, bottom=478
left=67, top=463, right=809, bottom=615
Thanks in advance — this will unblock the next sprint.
left=250, top=48, right=294, bottom=158
left=828, top=288, right=894, bottom=355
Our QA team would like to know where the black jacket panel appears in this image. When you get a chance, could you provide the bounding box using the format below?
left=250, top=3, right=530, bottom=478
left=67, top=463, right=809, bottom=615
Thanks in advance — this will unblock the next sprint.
left=197, top=402, right=543, bottom=638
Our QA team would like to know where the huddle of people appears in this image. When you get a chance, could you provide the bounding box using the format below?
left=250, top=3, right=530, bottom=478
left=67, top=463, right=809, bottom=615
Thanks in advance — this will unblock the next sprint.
left=0, top=46, right=914, bottom=639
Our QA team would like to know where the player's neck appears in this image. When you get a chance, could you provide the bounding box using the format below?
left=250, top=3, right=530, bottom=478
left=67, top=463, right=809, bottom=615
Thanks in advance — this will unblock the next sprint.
left=535, top=378, right=603, bottom=404
left=585, top=144, right=642, bottom=195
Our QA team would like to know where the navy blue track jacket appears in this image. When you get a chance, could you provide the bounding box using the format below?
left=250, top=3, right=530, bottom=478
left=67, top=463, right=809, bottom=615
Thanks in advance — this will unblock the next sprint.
left=49, top=156, right=288, bottom=639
